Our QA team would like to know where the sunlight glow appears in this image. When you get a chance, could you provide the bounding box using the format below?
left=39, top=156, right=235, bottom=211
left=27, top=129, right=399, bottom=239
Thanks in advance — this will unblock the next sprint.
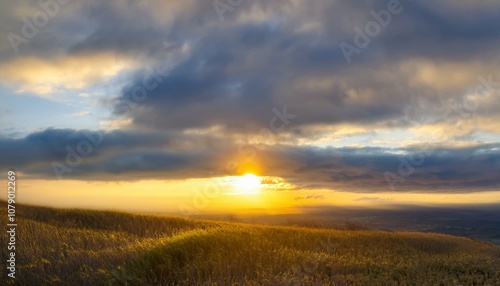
left=230, top=174, right=262, bottom=195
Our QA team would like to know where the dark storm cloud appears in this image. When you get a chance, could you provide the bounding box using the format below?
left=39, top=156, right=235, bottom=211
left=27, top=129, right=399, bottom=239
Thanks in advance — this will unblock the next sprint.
left=338, top=0, right=500, bottom=61
left=1, top=1, right=500, bottom=193
left=1, top=128, right=499, bottom=193
left=259, top=144, right=500, bottom=193
left=97, top=0, right=500, bottom=135
left=57, top=0, right=500, bottom=64
left=0, top=128, right=175, bottom=167
left=112, top=25, right=403, bottom=132
left=0, top=128, right=233, bottom=180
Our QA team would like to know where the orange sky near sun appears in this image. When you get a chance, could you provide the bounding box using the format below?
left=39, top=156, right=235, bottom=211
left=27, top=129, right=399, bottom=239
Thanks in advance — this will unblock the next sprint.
left=1, top=176, right=500, bottom=215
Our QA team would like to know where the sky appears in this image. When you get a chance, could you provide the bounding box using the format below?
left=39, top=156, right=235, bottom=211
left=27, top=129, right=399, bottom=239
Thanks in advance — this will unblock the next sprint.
left=0, top=0, right=499, bottom=214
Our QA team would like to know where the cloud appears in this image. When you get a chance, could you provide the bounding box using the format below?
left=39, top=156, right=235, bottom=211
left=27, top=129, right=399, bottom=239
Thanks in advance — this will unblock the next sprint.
left=0, top=52, right=137, bottom=97
left=294, top=195, right=325, bottom=201
left=0, top=128, right=499, bottom=193
left=355, top=196, right=393, bottom=202
left=88, top=0, right=500, bottom=146
left=71, top=111, right=90, bottom=117
left=1, top=0, right=500, bottom=196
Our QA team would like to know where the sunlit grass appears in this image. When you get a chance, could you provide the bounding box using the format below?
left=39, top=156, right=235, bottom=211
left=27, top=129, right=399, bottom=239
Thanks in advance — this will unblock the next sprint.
left=1, top=202, right=499, bottom=285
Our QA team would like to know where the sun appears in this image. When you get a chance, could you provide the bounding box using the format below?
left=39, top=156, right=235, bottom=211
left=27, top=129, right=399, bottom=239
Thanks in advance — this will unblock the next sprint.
left=231, top=174, right=262, bottom=195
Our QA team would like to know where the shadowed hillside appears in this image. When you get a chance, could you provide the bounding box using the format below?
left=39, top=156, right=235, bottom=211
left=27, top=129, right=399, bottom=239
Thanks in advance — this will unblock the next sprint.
left=1, top=202, right=500, bottom=285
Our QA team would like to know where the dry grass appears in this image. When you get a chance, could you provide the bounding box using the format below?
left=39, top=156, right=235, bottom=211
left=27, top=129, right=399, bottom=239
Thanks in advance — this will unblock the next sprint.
left=1, top=202, right=499, bottom=285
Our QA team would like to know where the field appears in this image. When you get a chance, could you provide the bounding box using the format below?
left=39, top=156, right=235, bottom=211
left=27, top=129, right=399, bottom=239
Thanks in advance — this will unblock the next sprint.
left=1, top=203, right=500, bottom=285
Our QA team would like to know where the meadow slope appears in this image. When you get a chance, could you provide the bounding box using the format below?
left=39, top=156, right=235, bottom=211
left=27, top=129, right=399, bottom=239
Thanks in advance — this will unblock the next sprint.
left=1, top=203, right=499, bottom=285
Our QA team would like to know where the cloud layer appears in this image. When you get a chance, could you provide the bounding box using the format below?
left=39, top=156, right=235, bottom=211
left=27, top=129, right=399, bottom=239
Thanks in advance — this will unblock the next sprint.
left=1, top=129, right=499, bottom=193
left=0, top=0, right=499, bottom=194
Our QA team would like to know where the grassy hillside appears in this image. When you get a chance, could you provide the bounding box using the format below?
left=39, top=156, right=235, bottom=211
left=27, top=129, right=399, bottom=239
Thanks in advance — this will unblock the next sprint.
left=1, top=203, right=500, bottom=285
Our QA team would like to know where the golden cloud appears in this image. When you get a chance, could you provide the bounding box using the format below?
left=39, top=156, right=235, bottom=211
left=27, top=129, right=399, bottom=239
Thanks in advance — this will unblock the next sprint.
left=0, top=52, right=137, bottom=98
